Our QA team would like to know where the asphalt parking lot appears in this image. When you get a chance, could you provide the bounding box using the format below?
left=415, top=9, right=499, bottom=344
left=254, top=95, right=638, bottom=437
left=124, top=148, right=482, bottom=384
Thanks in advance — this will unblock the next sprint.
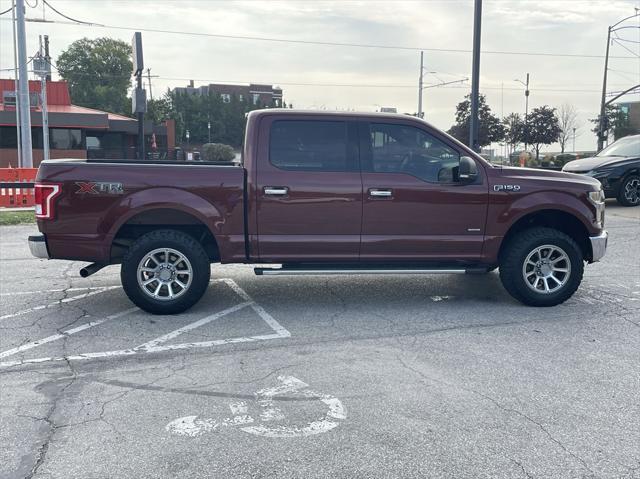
left=1, top=204, right=639, bottom=479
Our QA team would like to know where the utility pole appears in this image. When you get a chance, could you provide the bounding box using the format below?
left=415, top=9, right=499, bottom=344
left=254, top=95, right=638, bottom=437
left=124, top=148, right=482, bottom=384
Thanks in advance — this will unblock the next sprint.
left=515, top=73, right=530, bottom=152
left=132, top=32, right=146, bottom=160
left=44, top=35, right=51, bottom=81
left=597, top=12, right=639, bottom=151
left=35, top=36, right=50, bottom=162
left=468, top=0, right=482, bottom=152
left=597, top=26, right=611, bottom=152
left=146, top=68, right=158, bottom=101
left=417, top=51, right=424, bottom=119
left=572, top=127, right=576, bottom=152
left=15, top=0, right=33, bottom=168
left=11, top=1, right=21, bottom=166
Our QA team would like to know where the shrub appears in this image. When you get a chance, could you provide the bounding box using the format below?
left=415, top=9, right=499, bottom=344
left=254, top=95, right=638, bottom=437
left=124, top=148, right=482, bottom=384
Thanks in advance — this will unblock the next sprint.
left=201, top=143, right=236, bottom=162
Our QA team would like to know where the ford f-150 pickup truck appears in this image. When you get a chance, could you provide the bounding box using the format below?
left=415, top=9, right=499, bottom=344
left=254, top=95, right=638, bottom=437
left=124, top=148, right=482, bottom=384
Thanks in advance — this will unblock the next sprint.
left=29, top=110, right=608, bottom=314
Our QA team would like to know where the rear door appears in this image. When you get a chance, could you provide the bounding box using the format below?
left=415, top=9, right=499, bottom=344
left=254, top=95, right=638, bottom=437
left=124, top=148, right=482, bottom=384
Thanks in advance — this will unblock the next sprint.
left=360, top=120, right=489, bottom=261
left=255, top=116, right=362, bottom=261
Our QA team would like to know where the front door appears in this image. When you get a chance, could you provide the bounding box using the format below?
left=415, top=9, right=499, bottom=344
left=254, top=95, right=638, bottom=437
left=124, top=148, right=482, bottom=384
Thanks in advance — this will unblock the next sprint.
left=360, top=120, right=489, bottom=261
left=256, top=116, right=362, bottom=262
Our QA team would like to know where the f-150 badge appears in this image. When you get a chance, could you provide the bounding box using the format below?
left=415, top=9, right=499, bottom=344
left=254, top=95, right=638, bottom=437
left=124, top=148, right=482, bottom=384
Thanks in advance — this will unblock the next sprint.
left=493, top=184, right=521, bottom=192
left=75, top=182, right=124, bottom=195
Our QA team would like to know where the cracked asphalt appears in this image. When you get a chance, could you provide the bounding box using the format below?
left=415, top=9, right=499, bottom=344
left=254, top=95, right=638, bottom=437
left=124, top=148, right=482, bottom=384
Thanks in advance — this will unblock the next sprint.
left=0, top=204, right=639, bottom=479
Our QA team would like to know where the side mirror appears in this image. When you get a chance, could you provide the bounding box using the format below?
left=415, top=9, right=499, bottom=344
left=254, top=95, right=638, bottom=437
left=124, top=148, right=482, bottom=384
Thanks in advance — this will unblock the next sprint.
left=459, top=156, right=478, bottom=182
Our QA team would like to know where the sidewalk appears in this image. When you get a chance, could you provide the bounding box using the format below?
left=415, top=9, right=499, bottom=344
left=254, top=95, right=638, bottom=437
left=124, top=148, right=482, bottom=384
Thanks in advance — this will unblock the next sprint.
left=0, top=206, right=35, bottom=212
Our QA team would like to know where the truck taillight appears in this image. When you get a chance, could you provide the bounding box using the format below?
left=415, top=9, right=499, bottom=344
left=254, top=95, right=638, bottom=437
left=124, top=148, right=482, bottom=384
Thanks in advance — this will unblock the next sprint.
left=34, top=183, right=62, bottom=220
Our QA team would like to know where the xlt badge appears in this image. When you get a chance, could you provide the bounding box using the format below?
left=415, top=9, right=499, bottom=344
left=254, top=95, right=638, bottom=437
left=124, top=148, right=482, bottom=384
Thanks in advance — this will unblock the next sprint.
left=75, top=182, right=124, bottom=195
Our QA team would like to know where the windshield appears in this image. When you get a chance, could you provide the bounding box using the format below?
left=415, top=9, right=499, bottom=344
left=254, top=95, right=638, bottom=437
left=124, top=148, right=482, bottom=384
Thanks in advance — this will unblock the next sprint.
left=597, top=135, right=640, bottom=158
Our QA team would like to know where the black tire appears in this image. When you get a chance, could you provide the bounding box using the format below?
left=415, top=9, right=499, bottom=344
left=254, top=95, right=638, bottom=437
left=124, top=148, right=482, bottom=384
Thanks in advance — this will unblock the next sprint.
left=499, top=227, right=584, bottom=307
left=121, top=229, right=211, bottom=314
left=616, top=174, right=640, bottom=207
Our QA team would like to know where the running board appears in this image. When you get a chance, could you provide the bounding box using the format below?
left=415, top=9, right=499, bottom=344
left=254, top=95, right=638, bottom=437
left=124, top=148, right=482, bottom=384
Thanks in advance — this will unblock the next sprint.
left=254, top=266, right=482, bottom=276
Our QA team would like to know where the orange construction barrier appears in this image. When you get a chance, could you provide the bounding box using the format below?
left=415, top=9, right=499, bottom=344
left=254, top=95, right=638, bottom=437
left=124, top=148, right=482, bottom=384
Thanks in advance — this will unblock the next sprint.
left=0, top=168, right=38, bottom=208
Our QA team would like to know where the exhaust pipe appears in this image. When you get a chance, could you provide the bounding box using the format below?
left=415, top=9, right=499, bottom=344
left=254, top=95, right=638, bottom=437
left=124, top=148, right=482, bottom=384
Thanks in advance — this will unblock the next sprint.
left=80, top=262, right=107, bottom=278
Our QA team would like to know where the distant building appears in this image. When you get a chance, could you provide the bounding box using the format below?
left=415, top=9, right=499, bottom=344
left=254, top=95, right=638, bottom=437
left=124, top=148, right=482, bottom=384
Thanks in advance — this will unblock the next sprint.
left=617, top=101, right=640, bottom=136
left=0, top=79, right=175, bottom=167
left=173, top=80, right=283, bottom=107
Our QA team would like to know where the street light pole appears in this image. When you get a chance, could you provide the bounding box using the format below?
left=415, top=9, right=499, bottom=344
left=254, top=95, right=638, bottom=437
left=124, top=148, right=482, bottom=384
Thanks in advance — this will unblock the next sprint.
left=572, top=127, right=576, bottom=152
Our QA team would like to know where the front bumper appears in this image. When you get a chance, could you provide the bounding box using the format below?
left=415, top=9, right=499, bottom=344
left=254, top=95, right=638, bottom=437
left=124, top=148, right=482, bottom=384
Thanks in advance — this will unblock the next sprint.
left=28, top=234, right=49, bottom=259
left=589, top=231, right=608, bottom=262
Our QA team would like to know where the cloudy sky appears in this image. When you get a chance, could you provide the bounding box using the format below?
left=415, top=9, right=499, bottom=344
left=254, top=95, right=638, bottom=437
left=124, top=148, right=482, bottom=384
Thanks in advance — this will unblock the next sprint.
left=1, top=0, right=639, bottom=151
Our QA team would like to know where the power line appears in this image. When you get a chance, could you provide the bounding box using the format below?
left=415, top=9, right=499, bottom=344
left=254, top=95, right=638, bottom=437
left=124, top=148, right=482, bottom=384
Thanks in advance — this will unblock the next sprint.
left=0, top=5, right=13, bottom=16
left=612, top=38, right=640, bottom=58
left=41, top=0, right=94, bottom=25
left=7, top=16, right=636, bottom=60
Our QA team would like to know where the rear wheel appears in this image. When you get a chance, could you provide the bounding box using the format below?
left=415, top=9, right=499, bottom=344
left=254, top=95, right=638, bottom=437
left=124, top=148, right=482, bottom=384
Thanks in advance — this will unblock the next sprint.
left=121, top=229, right=211, bottom=314
left=499, top=227, right=584, bottom=307
left=617, top=175, right=640, bottom=207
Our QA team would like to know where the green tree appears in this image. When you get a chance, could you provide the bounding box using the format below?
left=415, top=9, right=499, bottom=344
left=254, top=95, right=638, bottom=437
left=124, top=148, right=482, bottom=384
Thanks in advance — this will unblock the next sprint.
left=522, top=106, right=561, bottom=160
left=146, top=96, right=172, bottom=124
left=447, top=94, right=505, bottom=148
left=503, top=112, right=524, bottom=154
left=56, top=37, right=132, bottom=116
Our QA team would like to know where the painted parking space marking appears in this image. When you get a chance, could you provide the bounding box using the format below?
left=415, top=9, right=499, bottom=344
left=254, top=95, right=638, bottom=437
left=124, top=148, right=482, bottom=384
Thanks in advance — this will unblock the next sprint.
left=0, top=307, right=138, bottom=360
left=0, top=286, right=121, bottom=321
left=0, top=279, right=290, bottom=368
left=0, top=286, right=121, bottom=297
left=137, top=301, right=252, bottom=350
left=166, top=375, right=346, bottom=438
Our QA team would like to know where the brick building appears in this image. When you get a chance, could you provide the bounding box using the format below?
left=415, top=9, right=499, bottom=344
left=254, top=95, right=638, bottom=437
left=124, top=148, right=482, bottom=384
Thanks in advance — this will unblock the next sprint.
left=173, top=81, right=283, bottom=107
left=0, top=79, right=175, bottom=167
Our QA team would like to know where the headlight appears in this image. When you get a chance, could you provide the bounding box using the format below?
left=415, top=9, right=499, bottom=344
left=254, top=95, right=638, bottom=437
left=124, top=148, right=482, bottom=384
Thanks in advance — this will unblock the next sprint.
left=588, top=190, right=605, bottom=204
left=588, top=189, right=605, bottom=228
left=586, top=168, right=613, bottom=178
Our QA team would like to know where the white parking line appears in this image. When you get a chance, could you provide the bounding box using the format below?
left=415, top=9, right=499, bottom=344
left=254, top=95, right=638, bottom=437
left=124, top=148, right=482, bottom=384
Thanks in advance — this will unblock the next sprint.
left=137, top=302, right=252, bottom=350
left=0, top=286, right=121, bottom=321
left=0, top=286, right=120, bottom=297
left=221, top=278, right=291, bottom=338
left=0, top=307, right=138, bottom=359
left=0, top=279, right=290, bottom=368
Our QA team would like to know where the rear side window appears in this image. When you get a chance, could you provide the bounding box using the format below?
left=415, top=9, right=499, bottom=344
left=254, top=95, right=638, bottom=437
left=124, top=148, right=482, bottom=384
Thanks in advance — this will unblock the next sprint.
left=270, top=120, right=350, bottom=171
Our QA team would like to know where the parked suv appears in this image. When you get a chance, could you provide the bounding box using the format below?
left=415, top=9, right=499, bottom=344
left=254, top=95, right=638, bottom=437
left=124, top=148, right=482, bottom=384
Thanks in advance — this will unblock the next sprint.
left=563, top=134, right=640, bottom=206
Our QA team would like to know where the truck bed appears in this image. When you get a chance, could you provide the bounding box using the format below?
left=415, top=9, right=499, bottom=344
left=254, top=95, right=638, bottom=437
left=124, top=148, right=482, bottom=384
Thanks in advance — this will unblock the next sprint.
left=36, top=159, right=247, bottom=263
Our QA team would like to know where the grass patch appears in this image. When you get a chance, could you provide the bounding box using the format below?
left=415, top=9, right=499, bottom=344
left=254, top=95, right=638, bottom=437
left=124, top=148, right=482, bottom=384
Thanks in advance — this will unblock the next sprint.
left=0, top=210, right=36, bottom=226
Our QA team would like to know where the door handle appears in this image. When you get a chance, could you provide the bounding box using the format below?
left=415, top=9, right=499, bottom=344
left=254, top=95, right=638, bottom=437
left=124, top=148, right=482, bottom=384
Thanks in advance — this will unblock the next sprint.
left=264, top=186, right=289, bottom=196
left=369, top=188, right=393, bottom=198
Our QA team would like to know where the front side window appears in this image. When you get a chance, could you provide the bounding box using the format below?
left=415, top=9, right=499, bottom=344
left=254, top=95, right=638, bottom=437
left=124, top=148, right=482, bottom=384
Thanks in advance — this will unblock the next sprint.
left=369, top=123, right=461, bottom=183
left=270, top=120, right=350, bottom=172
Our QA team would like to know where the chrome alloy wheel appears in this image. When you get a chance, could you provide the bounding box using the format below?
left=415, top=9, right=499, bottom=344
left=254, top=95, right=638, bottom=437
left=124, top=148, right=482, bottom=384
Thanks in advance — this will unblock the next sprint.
left=137, top=248, right=193, bottom=301
left=623, top=178, right=640, bottom=205
left=522, top=244, right=571, bottom=294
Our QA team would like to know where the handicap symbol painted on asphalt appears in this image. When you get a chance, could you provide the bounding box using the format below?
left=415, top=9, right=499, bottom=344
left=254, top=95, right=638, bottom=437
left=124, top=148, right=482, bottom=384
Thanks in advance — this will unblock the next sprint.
left=165, top=376, right=346, bottom=438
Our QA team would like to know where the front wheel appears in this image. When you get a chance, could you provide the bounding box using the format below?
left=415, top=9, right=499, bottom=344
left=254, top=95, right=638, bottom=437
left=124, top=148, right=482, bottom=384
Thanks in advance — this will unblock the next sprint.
left=499, top=227, right=584, bottom=307
left=121, top=229, right=211, bottom=314
left=617, top=175, right=640, bottom=207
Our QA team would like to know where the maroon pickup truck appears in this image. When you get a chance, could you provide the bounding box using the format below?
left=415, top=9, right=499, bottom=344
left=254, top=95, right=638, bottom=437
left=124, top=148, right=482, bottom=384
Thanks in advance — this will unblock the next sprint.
left=29, top=110, right=608, bottom=314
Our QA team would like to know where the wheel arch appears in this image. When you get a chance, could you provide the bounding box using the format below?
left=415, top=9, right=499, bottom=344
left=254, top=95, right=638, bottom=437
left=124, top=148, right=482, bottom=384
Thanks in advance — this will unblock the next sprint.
left=110, top=207, right=220, bottom=263
left=498, top=209, right=593, bottom=262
